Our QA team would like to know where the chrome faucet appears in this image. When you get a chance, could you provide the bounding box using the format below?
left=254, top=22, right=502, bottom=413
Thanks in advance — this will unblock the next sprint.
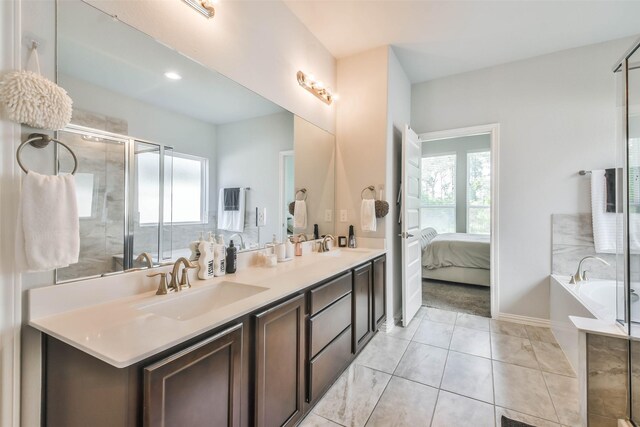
left=569, top=256, right=610, bottom=284
left=230, top=233, right=245, bottom=250
left=135, top=252, right=154, bottom=269
left=318, top=235, right=335, bottom=253
left=169, top=257, right=196, bottom=292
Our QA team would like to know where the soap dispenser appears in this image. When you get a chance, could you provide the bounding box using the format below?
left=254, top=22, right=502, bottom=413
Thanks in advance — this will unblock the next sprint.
left=348, top=225, right=357, bottom=248
left=198, top=233, right=214, bottom=279
left=226, top=240, right=237, bottom=274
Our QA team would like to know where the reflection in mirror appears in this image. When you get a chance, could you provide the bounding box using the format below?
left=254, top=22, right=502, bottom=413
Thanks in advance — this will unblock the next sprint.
left=54, top=0, right=335, bottom=282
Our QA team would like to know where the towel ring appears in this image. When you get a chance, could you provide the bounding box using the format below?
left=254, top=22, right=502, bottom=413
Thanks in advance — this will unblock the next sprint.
left=361, top=185, right=376, bottom=200
left=16, top=133, right=78, bottom=175
left=295, top=188, right=307, bottom=201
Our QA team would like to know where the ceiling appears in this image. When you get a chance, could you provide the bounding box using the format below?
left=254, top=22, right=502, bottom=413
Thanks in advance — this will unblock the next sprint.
left=283, top=0, right=640, bottom=83
left=58, top=1, right=284, bottom=126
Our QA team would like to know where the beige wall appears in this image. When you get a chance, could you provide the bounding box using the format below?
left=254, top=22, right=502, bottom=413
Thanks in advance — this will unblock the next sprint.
left=411, top=36, right=637, bottom=321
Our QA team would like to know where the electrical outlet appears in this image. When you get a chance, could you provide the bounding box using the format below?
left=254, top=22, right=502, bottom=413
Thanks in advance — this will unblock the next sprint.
left=256, top=207, right=267, bottom=227
left=340, top=209, right=348, bottom=222
left=324, top=209, right=332, bottom=222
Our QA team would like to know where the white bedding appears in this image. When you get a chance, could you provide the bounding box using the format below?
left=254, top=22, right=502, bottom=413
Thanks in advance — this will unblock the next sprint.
left=422, top=233, right=490, bottom=270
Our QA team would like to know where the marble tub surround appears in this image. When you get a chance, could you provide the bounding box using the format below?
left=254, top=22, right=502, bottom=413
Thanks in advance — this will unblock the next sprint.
left=28, top=247, right=385, bottom=367
left=587, top=334, right=629, bottom=426
left=552, top=213, right=617, bottom=280
left=300, top=307, right=580, bottom=427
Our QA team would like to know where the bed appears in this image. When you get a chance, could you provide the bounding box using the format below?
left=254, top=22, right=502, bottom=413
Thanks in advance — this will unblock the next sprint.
left=421, top=227, right=491, bottom=287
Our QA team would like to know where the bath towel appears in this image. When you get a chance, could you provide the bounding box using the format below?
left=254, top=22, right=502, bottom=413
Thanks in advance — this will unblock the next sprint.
left=361, top=199, right=376, bottom=232
left=15, top=171, right=79, bottom=272
left=217, top=188, right=245, bottom=232
left=591, top=170, right=616, bottom=253
left=293, top=200, right=307, bottom=229
left=223, top=187, right=240, bottom=211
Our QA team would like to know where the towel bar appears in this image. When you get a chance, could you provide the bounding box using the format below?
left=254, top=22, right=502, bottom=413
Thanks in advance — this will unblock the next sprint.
left=361, top=185, right=376, bottom=200
left=16, top=133, right=78, bottom=175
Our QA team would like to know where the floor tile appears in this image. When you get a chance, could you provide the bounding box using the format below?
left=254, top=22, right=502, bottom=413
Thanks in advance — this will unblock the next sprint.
left=422, top=307, right=458, bottom=325
left=491, top=333, right=538, bottom=369
left=543, top=372, right=581, bottom=426
left=432, top=390, right=495, bottom=427
left=493, top=360, right=558, bottom=422
left=495, top=407, right=561, bottom=427
left=491, top=319, right=528, bottom=338
left=299, top=413, right=343, bottom=427
left=532, top=341, right=576, bottom=377
left=355, top=333, right=410, bottom=374
left=412, top=319, right=454, bottom=349
left=441, top=351, right=494, bottom=403
left=456, top=312, right=491, bottom=331
left=393, top=341, right=448, bottom=388
left=386, top=317, right=421, bottom=341
left=450, top=326, right=491, bottom=358
left=314, top=364, right=391, bottom=427
left=525, top=325, right=558, bottom=344
left=415, top=306, right=428, bottom=319
left=365, top=376, right=438, bottom=427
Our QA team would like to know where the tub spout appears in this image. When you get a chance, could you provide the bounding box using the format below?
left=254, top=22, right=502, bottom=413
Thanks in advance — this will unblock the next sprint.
left=569, top=256, right=610, bottom=284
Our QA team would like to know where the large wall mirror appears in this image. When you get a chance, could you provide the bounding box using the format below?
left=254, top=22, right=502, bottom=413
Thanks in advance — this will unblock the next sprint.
left=53, top=0, right=335, bottom=283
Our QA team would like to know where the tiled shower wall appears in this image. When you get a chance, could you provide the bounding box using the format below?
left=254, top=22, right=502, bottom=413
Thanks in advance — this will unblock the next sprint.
left=552, top=214, right=617, bottom=280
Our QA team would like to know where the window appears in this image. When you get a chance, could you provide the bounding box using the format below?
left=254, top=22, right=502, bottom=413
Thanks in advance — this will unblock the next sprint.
left=467, top=151, right=491, bottom=234
left=420, top=154, right=456, bottom=233
left=137, top=151, right=208, bottom=225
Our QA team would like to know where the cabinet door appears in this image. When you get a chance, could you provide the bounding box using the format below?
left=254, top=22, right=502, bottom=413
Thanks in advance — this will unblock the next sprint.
left=254, top=294, right=305, bottom=427
left=372, top=256, right=386, bottom=329
left=144, top=324, right=243, bottom=427
left=352, top=263, right=373, bottom=354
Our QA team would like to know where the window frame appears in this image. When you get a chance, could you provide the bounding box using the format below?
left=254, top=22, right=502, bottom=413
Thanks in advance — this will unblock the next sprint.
left=466, top=149, right=491, bottom=234
left=420, top=152, right=457, bottom=233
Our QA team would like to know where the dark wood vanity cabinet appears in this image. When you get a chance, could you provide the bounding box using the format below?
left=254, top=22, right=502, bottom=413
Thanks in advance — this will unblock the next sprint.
left=144, top=324, right=243, bottom=427
left=352, top=263, right=374, bottom=353
left=372, top=255, right=386, bottom=329
left=43, top=256, right=386, bottom=427
left=254, top=294, right=306, bottom=427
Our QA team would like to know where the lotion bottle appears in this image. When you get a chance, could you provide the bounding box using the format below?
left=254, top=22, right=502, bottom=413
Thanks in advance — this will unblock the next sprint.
left=213, top=234, right=226, bottom=277
left=198, top=235, right=214, bottom=279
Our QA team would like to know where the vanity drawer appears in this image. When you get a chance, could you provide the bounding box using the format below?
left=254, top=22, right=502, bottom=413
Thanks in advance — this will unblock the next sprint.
left=309, top=293, right=352, bottom=358
left=309, top=271, right=352, bottom=315
left=308, top=326, right=352, bottom=403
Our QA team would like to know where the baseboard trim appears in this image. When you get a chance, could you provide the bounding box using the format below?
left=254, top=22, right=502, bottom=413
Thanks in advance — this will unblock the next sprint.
left=495, top=312, right=550, bottom=328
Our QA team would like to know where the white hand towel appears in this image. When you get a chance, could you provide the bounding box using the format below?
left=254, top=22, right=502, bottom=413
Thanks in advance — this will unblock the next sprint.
left=15, top=171, right=79, bottom=272
left=217, top=188, right=246, bottom=232
left=293, top=200, right=307, bottom=229
left=361, top=199, right=376, bottom=232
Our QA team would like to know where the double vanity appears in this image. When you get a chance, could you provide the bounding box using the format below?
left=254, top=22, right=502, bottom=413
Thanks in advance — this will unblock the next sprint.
left=29, top=248, right=387, bottom=427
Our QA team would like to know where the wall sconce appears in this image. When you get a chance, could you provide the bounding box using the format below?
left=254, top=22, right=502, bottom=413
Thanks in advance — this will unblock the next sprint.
left=297, top=71, right=334, bottom=105
left=182, top=0, right=216, bottom=18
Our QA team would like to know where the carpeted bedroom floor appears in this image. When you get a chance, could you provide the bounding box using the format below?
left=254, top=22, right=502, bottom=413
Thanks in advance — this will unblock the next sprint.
left=422, top=279, right=491, bottom=318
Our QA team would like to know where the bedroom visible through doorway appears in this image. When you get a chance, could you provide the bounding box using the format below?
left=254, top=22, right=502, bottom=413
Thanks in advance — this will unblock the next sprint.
left=418, top=125, right=498, bottom=318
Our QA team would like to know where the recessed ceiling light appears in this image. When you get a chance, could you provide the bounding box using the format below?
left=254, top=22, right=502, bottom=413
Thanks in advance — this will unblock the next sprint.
left=164, top=71, right=182, bottom=80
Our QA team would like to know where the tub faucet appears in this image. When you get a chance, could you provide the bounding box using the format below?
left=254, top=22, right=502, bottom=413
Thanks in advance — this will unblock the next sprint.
left=569, top=256, right=610, bottom=284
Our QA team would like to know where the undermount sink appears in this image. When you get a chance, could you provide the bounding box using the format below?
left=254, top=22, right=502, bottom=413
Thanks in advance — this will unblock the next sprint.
left=137, top=281, right=268, bottom=321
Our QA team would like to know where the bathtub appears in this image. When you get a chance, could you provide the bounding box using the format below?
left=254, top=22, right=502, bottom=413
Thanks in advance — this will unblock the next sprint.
left=550, top=275, right=619, bottom=372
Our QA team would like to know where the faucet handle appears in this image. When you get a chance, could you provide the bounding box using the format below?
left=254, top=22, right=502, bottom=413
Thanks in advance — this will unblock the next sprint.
left=180, top=265, right=196, bottom=289
left=148, top=272, right=169, bottom=295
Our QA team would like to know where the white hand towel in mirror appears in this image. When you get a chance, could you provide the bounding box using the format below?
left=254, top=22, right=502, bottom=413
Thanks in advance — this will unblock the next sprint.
left=217, top=188, right=245, bottom=232
left=361, top=199, right=376, bottom=232
left=15, top=171, right=79, bottom=272
left=294, top=200, right=307, bottom=229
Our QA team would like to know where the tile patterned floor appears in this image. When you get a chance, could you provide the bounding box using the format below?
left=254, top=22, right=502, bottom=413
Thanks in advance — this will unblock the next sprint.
left=299, top=307, right=580, bottom=427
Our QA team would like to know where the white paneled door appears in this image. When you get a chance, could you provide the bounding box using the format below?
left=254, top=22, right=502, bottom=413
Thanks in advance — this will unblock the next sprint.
left=401, top=125, right=422, bottom=326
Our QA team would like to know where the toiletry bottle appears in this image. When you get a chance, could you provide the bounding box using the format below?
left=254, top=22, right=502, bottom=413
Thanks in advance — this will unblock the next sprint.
left=226, top=240, right=237, bottom=274
left=189, top=232, right=204, bottom=261
left=313, top=224, right=319, bottom=240
left=348, top=225, right=357, bottom=248
left=198, top=236, right=214, bottom=279
left=214, top=234, right=226, bottom=277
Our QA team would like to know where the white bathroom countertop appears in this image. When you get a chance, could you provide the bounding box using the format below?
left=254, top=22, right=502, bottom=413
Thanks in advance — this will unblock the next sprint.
left=28, top=248, right=386, bottom=368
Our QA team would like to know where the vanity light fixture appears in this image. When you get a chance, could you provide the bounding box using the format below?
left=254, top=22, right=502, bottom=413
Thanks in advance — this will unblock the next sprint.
left=182, top=0, right=216, bottom=19
left=297, top=71, right=334, bottom=105
left=164, top=71, right=182, bottom=80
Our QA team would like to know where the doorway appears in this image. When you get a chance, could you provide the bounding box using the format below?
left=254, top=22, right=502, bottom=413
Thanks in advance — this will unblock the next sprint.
left=418, top=124, right=499, bottom=318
